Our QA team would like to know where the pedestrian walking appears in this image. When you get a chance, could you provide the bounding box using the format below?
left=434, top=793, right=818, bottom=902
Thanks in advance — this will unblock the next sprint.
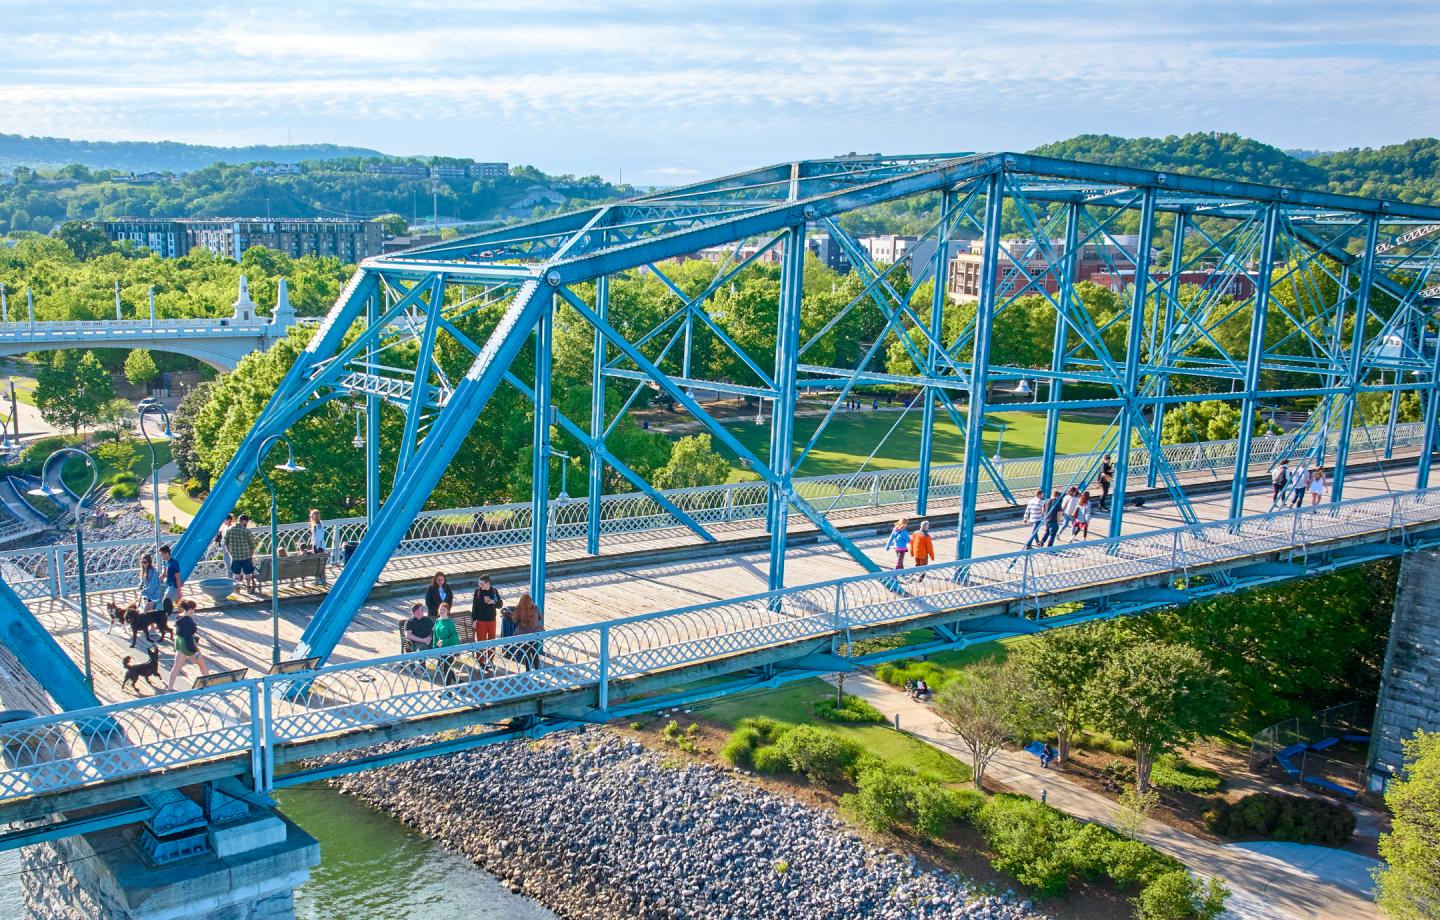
left=884, top=518, right=911, bottom=570
left=307, top=509, right=329, bottom=586
left=1290, top=465, right=1311, bottom=508
left=1060, top=486, right=1080, bottom=531
left=1040, top=489, right=1063, bottom=547
left=425, top=571, right=454, bottom=619
left=135, top=553, right=163, bottom=613
left=1098, top=455, right=1114, bottom=511
left=404, top=602, right=434, bottom=652
left=431, top=603, right=460, bottom=684
left=1072, top=491, right=1093, bottom=540
left=218, top=513, right=236, bottom=572
left=159, top=544, right=182, bottom=611
left=911, top=521, right=935, bottom=574
left=471, top=575, right=502, bottom=671
left=1270, top=460, right=1290, bottom=507
left=163, top=601, right=210, bottom=691
left=1022, top=489, right=1047, bottom=550
left=223, top=514, right=258, bottom=592
left=508, top=593, right=543, bottom=671
left=1308, top=467, right=1327, bottom=505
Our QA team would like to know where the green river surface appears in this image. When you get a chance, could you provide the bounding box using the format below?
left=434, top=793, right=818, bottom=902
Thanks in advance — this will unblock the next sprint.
left=0, top=783, right=554, bottom=919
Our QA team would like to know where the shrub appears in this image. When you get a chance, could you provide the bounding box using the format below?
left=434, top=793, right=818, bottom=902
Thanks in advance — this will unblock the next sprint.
left=106, top=471, right=140, bottom=487
left=1150, top=755, right=1223, bottom=794
left=977, top=795, right=1078, bottom=896
left=19, top=435, right=80, bottom=474
left=1134, top=871, right=1229, bottom=920
left=774, top=725, right=861, bottom=784
left=183, top=477, right=206, bottom=496
left=752, top=745, right=790, bottom=775
left=719, top=718, right=791, bottom=770
left=661, top=720, right=681, bottom=741
left=108, top=482, right=139, bottom=500
left=813, top=693, right=885, bottom=724
left=874, top=658, right=961, bottom=692
left=843, top=766, right=985, bottom=839
left=843, top=767, right=912, bottom=832
left=1204, top=792, right=1355, bottom=846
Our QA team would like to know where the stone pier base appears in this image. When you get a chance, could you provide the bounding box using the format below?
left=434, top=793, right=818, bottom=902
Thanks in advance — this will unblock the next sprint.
left=21, top=803, right=318, bottom=920
left=1368, top=548, right=1440, bottom=790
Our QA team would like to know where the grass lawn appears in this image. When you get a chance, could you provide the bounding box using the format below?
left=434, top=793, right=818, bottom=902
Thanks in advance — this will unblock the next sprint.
left=713, top=410, right=1113, bottom=478
left=59, top=441, right=171, bottom=494
left=697, top=678, right=971, bottom=784
left=167, top=479, right=203, bottom=516
left=874, top=635, right=1032, bottom=692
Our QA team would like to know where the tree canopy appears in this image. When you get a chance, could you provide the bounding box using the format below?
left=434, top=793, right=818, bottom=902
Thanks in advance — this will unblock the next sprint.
left=1375, top=730, right=1440, bottom=920
left=34, top=349, right=114, bottom=434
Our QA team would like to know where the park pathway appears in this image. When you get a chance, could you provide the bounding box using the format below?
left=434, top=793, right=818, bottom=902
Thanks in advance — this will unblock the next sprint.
left=137, top=460, right=194, bottom=529
left=831, top=673, right=1381, bottom=920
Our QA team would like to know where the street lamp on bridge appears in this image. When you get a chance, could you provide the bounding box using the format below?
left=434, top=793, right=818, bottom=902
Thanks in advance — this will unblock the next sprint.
left=29, top=448, right=101, bottom=689
left=255, top=434, right=306, bottom=667
left=138, top=402, right=172, bottom=550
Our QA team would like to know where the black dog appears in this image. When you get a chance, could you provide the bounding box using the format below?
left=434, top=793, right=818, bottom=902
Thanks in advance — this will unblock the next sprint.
left=108, top=601, right=173, bottom=648
left=121, top=644, right=161, bottom=693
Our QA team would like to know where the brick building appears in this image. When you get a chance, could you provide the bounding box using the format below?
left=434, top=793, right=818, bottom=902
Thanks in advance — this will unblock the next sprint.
left=104, top=218, right=385, bottom=261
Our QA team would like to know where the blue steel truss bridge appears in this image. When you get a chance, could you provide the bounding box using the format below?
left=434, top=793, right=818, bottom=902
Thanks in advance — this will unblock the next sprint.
left=3, top=151, right=1440, bottom=851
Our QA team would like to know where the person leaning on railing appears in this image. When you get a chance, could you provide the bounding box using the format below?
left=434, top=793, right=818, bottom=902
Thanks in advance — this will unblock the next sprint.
left=431, top=603, right=460, bottom=684
left=507, top=593, right=543, bottom=671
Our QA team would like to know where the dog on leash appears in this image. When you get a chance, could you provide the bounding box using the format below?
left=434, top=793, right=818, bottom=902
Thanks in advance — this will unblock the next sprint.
left=107, top=601, right=173, bottom=648
left=121, top=644, right=162, bottom=693
left=104, top=601, right=129, bottom=633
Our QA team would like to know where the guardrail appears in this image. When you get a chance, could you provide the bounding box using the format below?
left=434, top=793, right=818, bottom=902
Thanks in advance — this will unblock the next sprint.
left=0, top=422, right=1421, bottom=602
left=2, top=484, right=1437, bottom=807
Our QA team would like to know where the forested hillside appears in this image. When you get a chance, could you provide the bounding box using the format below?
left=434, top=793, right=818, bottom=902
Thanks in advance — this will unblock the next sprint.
left=0, top=134, right=381, bottom=173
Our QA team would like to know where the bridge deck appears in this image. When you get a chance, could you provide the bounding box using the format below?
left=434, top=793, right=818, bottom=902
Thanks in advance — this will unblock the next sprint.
left=30, top=461, right=1415, bottom=707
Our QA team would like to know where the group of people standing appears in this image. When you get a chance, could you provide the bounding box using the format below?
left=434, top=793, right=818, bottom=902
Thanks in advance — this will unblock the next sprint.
left=1270, top=460, right=1328, bottom=509
left=403, top=571, right=545, bottom=676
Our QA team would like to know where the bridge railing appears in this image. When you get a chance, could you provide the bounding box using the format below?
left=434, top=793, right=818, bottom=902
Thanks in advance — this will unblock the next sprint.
left=0, top=318, right=276, bottom=335
left=2, top=483, right=1436, bottom=807
left=0, top=421, right=1417, bottom=602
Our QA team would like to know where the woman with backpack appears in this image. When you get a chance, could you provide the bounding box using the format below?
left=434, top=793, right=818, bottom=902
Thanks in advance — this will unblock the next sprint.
left=164, top=600, right=211, bottom=692
left=884, top=518, right=911, bottom=570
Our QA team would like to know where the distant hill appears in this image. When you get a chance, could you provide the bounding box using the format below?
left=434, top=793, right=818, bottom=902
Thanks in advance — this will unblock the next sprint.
left=0, top=133, right=383, bottom=173
left=1028, top=132, right=1329, bottom=189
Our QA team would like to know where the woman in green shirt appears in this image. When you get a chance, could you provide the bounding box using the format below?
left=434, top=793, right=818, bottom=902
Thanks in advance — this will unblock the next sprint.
left=431, top=603, right=461, bottom=685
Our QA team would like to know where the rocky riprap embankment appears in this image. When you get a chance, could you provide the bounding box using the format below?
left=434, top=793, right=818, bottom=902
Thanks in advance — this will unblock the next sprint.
left=326, top=730, right=1041, bottom=920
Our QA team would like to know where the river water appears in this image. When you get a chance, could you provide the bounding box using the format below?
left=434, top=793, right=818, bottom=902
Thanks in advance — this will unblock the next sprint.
left=0, top=784, right=554, bottom=919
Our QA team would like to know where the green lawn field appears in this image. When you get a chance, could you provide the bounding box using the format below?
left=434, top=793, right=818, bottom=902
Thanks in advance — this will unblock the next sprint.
left=713, top=409, right=1114, bottom=478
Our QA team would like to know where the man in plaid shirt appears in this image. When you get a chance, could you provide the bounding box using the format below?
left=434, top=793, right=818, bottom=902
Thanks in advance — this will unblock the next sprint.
left=224, top=514, right=259, bottom=593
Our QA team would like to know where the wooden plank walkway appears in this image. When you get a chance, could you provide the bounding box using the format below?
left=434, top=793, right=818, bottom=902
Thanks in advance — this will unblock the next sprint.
left=32, top=462, right=1410, bottom=707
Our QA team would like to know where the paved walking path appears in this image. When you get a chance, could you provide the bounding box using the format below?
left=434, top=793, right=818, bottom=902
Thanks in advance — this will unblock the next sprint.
left=137, top=461, right=194, bottom=528
left=833, top=673, right=1381, bottom=920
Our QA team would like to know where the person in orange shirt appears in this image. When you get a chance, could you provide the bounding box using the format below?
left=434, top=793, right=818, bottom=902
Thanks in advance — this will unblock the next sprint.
left=911, top=520, right=935, bottom=575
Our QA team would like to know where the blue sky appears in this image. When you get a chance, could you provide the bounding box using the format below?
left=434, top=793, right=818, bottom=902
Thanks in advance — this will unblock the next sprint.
left=2, top=1, right=1437, bottom=185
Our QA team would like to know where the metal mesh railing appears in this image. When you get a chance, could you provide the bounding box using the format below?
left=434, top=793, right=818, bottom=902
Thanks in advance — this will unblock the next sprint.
left=1, top=482, right=1435, bottom=807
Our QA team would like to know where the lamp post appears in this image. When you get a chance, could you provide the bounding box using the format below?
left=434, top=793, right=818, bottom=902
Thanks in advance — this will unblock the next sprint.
left=138, top=403, right=172, bottom=549
left=255, top=434, right=306, bottom=666
left=992, top=420, right=1008, bottom=462
left=550, top=448, right=571, bottom=502
left=30, top=448, right=100, bottom=688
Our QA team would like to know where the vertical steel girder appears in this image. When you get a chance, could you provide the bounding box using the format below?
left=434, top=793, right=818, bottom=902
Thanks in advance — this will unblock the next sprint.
left=365, top=288, right=381, bottom=526
left=957, top=175, right=1004, bottom=560
left=1149, top=211, right=1188, bottom=488
left=1331, top=218, right=1381, bottom=500
left=767, top=226, right=805, bottom=591
left=1040, top=202, right=1082, bottom=497
left=531, top=299, right=554, bottom=608
left=916, top=192, right=954, bottom=515
left=586, top=275, right=608, bottom=555
left=1228, top=205, right=1281, bottom=518
left=1418, top=322, right=1440, bottom=489
left=1108, top=189, right=1159, bottom=535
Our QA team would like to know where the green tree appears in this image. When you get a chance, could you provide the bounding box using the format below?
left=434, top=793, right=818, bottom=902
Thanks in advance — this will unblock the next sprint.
left=123, top=349, right=159, bottom=387
left=652, top=434, right=729, bottom=490
left=933, top=661, right=1030, bottom=789
left=1015, top=623, right=1119, bottom=763
left=34, top=350, right=115, bottom=434
left=1374, top=731, right=1440, bottom=920
left=375, top=213, right=408, bottom=236
left=1081, top=644, right=1229, bottom=793
left=1133, top=871, right=1229, bottom=920
left=56, top=220, right=112, bottom=260
left=169, top=380, right=214, bottom=488
left=1159, top=399, right=1278, bottom=445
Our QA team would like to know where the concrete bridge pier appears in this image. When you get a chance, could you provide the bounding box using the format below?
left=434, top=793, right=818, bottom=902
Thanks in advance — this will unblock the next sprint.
left=1368, top=548, right=1440, bottom=790
left=21, top=779, right=319, bottom=920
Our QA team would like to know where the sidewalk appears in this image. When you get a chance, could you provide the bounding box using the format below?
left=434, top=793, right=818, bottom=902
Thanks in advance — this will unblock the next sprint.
left=833, top=673, right=1380, bottom=920
left=137, top=461, right=194, bottom=528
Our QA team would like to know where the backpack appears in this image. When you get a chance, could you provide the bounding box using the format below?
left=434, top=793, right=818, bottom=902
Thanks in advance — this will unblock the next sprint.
left=1272, top=467, right=1287, bottom=485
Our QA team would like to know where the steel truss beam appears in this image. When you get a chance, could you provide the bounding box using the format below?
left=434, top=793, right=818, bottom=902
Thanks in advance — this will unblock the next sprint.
left=173, top=150, right=1440, bottom=669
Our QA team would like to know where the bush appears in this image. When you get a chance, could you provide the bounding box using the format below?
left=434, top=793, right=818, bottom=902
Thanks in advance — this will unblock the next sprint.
left=719, top=718, right=791, bottom=770
left=976, top=794, right=1181, bottom=898
left=108, top=481, right=139, bottom=500
left=106, top=471, right=140, bottom=487
left=813, top=693, right=885, bottom=724
left=875, top=659, right=961, bottom=692
left=1150, top=755, right=1222, bottom=794
left=774, top=725, right=861, bottom=784
left=843, top=766, right=912, bottom=832
left=842, top=766, right=984, bottom=839
left=1134, top=871, right=1229, bottom=920
left=19, top=435, right=80, bottom=475
left=1204, top=792, right=1355, bottom=846
left=752, top=745, right=790, bottom=775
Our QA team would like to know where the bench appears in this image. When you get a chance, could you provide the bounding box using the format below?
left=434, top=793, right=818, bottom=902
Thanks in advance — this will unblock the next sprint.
left=1343, top=733, right=1371, bottom=744
left=1309, top=737, right=1340, bottom=752
left=1302, top=775, right=1358, bottom=799
left=1023, top=741, right=1047, bottom=760
left=255, top=553, right=327, bottom=585
left=1275, top=754, right=1301, bottom=777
